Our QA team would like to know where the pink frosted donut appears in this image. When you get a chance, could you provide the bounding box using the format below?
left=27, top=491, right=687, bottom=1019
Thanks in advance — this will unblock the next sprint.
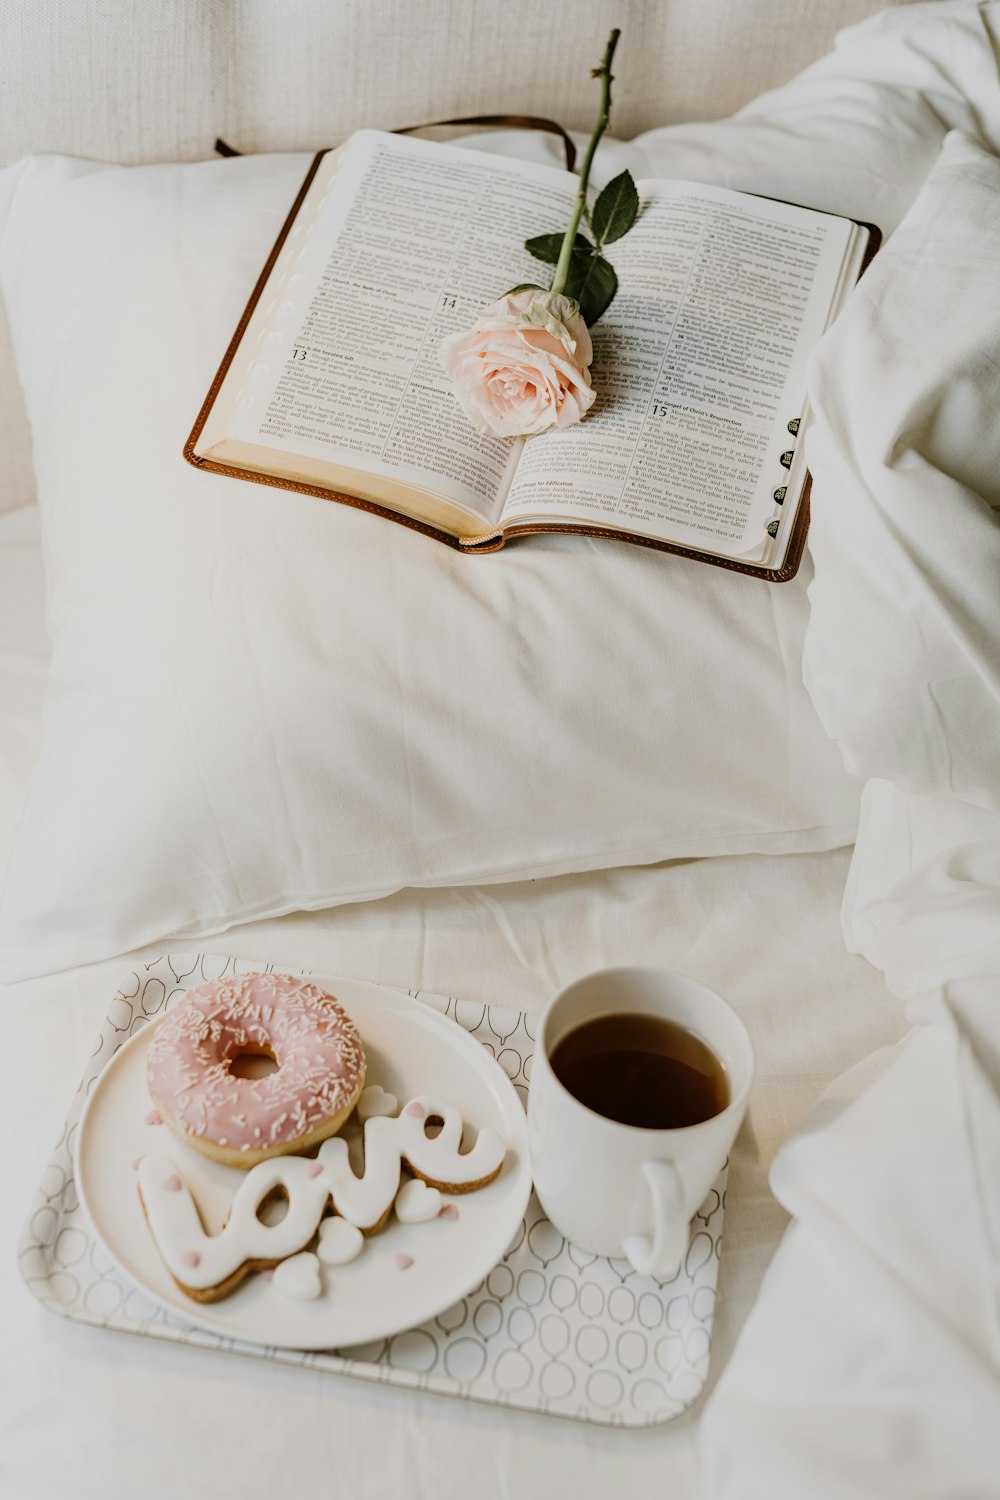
left=147, top=973, right=366, bottom=1168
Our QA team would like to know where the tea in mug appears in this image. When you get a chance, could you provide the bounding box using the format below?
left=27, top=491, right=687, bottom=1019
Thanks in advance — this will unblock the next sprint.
left=549, top=1012, right=729, bottom=1129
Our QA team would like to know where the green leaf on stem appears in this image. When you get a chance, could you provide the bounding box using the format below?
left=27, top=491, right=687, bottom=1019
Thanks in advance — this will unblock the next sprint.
left=561, top=249, right=618, bottom=325
left=525, top=231, right=592, bottom=265
left=591, top=170, right=639, bottom=246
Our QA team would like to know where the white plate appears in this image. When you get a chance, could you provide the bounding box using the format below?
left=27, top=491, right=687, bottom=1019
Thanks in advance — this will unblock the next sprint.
left=75, top=975, right=531, bottom=1350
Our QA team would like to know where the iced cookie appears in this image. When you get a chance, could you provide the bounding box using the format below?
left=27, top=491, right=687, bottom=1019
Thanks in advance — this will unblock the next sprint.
left=137, top=1096, right=506, bottom=1302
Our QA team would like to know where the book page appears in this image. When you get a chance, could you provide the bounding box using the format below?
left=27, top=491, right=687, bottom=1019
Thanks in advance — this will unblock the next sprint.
left=499, top=182, right=854, bottom=556
left=225, top=131, right=578, bottom=525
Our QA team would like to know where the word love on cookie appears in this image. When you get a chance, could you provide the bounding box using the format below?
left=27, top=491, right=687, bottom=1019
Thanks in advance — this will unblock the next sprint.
left=136, top=1096, right=507, bottom=1302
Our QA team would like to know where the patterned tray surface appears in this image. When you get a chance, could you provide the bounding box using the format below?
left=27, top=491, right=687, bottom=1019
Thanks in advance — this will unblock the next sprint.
left=20, top=954, right=725, bottom=1427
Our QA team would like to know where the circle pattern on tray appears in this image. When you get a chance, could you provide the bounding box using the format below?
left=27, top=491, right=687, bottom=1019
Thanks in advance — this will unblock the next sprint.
left=19, top=954, right=725, bottom=1427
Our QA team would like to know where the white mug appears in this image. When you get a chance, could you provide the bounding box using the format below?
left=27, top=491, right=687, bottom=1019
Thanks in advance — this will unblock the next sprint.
left=528, top=966, right=754, bottom=1276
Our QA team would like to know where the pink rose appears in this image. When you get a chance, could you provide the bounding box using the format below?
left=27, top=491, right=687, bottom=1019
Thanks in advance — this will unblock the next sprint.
left=440, top=289, right=596, bottom=437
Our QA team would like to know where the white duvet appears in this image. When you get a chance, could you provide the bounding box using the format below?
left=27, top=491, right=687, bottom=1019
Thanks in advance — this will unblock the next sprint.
left=701, top=126, right=1000, bottom=1500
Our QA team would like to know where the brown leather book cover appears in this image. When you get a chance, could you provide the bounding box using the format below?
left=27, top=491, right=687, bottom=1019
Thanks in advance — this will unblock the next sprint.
left=184, top=147, right=881, bottom=583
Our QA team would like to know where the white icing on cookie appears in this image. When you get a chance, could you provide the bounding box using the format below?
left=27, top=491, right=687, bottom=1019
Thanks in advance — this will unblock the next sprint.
left=317, top=1216, right=364, bottom=1265
left=273, top=1252, right=322, bottom=1301
left=357, top=1085, right=398, bottom=1122
left=138, top=1096, right=505, bottom=1294
left=395, top=1178, right=442, bottom=1223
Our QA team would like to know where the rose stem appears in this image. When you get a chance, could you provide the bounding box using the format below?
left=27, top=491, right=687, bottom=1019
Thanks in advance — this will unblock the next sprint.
left=550, top=27, right=621, bottom=298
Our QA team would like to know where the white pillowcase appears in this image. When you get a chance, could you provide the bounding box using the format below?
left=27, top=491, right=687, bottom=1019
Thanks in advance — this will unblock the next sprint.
left=0, top=133, right=871, bottom=980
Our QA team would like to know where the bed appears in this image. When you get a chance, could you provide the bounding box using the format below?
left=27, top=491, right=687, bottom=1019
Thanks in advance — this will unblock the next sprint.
left=0, top=502, right=903, bottom=1491
left=3, top=3, right=999, bottom=1497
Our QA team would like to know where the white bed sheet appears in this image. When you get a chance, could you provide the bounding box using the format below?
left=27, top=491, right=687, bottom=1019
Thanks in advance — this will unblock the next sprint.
left=0, top=503, right=905, bottom=1499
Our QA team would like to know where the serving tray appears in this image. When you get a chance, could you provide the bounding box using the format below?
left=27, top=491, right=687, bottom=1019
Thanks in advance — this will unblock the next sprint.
left=19, top=953, right=725, bottom=1427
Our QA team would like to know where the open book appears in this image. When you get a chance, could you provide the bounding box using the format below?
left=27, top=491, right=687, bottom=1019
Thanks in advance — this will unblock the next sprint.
left=186, top=130, right=876, bottom=580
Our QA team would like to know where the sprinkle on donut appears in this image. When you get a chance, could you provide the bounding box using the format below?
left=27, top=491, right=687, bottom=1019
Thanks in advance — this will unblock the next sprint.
left=146, top=974, right=366, bottom=1167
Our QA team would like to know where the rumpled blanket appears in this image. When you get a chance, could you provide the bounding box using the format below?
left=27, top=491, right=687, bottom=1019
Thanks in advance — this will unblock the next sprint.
left=701, top=121, right=1000, bottom=1500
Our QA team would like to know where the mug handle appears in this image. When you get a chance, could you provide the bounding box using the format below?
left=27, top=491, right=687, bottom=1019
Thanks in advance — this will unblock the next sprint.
left=621, top=1161, right=688, bottom=1277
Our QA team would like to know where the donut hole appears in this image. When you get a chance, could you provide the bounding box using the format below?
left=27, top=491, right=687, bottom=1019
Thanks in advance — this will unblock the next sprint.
left=229, top=1047, right=279, bottom=1081
left=255, top=1185, right=290, bottom=1227
left=423, top=1114, right=444, bottom=1140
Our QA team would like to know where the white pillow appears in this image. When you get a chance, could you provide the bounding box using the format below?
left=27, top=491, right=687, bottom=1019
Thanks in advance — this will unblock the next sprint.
left=0, top=138, right=868, bottom=981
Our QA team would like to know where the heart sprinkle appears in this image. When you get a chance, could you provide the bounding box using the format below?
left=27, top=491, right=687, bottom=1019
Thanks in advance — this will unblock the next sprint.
left=145, top=1110, right=163, bottom=1127
left=273, top=1252, right=323, bottom=1301
left=404, top=1102, right=426, bottom=1119
left=317, top=1216, right=364, bottom=1266
left=162, top=1175, right=182, bottom=1192
left=395, top=1178, right=442, bottom=1224
left=438, top=1203, right=459, bottom=1221
left=393, top=1253, right=414, bottom=1271
left=357, top=1085, right=399, bottom=1122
